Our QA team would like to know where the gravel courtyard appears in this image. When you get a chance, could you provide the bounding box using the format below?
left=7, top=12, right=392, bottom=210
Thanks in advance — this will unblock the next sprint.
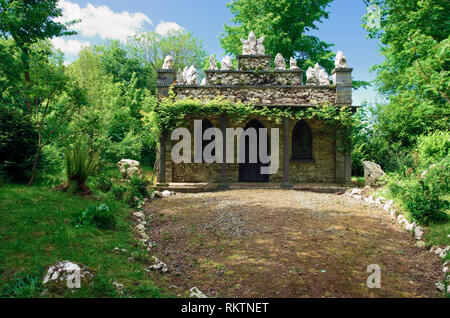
left=143, top=189, right=441, bottom=298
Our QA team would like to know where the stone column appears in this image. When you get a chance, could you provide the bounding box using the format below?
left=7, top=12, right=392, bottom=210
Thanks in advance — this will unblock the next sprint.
left=281, top=117, right=292, bottom=189
left=332, top=67, right=353, bottom=185
left=219, top=113, right=229, bottom=189
left=156, top=69, right=175, bottom=98
left=157, top=132, right=168, bottom=186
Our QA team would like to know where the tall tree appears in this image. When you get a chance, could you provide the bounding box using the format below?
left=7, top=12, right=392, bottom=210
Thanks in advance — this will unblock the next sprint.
left=219, top=0, right=335, bottom=72
left=26, top=42, right=86, bottom=186
left=0, top=0, right=76, bottom=111
left=362, top=0, right=449, bottom=148
left=128, top=30, right=208, bottom=90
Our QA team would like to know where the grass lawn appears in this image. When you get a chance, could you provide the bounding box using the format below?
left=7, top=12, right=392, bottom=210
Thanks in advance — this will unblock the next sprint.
left=0, top=184, right=166, bottom=298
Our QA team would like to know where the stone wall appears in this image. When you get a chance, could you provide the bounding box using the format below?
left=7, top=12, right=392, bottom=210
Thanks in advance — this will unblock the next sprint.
left=173, top=86, right=336, bottom=106
left=205, top=70, right=302, bottom=86
left=237, top=55, right=271, bottom=70
left=164, top=115, right=336, bottom=183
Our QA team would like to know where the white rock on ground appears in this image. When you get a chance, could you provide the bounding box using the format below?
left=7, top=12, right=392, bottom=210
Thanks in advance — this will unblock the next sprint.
left=43, top=261, right=93, bottom=289
left=439, top=246, right=450, bottom=258
left=148, top=256, right=168, bottom=273
left=113, top=281, right=124, bottom=292
left=190, top=287, right=207, bottom=298
left=162, top=190, right=173, bottom=198
left=133, top=212, right=145, bottom=219
left=117, top=159, right=143, bottom=179
left=382, top=199, right=393, bottom=211
left=414, top=226, right=424, bottom=240
left=442, top=261, right=448, bottom=274
left=415, top=241, right=426, bottom=248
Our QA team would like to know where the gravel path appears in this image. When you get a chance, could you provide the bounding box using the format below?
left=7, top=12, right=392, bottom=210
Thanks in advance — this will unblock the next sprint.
left=143, top=189, right=441, bottom=298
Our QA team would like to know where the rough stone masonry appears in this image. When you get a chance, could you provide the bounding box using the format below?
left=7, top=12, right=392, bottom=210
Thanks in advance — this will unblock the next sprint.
left=156, top=32, right=355, bottom=187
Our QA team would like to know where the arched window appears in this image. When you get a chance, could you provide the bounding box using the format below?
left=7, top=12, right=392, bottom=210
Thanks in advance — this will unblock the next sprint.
left=202, top=119, right=215, bottom=156
left=292, top=120, right=313, bottom=160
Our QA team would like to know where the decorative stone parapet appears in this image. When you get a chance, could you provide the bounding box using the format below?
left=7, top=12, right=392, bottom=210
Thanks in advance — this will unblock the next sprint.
left=205, top=69, right=303, bottom=86
left=237, top=55, right=272, bottom=71
left=172, top=85, right=336, bottom=106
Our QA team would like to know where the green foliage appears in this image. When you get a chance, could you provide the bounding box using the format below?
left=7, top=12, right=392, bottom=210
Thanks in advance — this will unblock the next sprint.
left=0, top=107, right=37, bottom=181
left=65, top=140, right=99, bottom=191
left=219, top=0, right=335, bottom=73
left=110, top=176, right=150, bottom=208
left=74, top=204, right=117, bottom=230
left=149, top=95, right=353, bottom=132
left=67, top=45, right=157, bottom=166
left=128, top=30, right=207, bottom=91
left=362, top=0, right=449, bottom=149
left=0, top=184, right=165, bottom=298
left=0, top=0, right=75, bottom=46
left=387, top=154, right=449, bottom=225
left=416, top=131, right=450, bottom=169
left=0, top=38, right=24, bottom=109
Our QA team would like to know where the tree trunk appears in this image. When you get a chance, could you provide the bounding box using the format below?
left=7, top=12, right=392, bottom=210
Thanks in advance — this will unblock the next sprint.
left=27, top=146, right=42, bottom=186
left=20, top=46, right=31, bottom=111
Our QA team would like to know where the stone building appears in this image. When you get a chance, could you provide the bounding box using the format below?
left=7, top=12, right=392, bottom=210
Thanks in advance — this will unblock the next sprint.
left=156, top=33, right=355, bottom=188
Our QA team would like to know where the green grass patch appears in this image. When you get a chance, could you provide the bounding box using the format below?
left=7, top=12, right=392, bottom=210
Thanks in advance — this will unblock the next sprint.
left=0, top=184, right=166, bottom=298
left=374, top=187, right=449, bottom=248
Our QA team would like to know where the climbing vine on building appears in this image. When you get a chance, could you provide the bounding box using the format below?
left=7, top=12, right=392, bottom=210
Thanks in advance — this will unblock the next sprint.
left=143, top=92, right=354, bottom=135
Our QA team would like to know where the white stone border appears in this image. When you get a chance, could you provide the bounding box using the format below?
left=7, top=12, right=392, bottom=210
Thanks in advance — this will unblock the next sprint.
left=129, top=191, right=208, bottom=298
left=345, top=188, right=449, bottom=294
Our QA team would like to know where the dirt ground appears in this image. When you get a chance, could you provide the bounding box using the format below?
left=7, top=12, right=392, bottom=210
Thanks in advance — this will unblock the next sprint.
left=142, top=189, right=442, bottom=298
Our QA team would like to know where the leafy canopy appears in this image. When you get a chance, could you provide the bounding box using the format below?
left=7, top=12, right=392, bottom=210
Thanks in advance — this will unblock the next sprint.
left=362, top=0, right=449, bottom=148
left=0, top=0, right=75, bottom=46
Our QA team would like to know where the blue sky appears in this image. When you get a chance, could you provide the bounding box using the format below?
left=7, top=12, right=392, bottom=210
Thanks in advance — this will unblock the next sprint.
left=54, top=0, right=385, bottom=105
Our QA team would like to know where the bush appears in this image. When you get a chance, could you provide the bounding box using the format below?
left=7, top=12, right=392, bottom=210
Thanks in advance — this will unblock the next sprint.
left=110, top=177, right=150, bottom=208
left=387, top=156, right=449, bottom=224
left=65, top=140, right=99, bottom=194
left=75, top=204, right=117, bottom=230
left=416, top=131, right=450, bottom=169
left=0, top=107, right=38, bottom=182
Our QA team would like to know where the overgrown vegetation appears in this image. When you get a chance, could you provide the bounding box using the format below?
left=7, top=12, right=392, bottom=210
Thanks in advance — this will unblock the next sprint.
left=352, top=1, right=450, bottom=235
left=0, top=185, right=166, bottom=298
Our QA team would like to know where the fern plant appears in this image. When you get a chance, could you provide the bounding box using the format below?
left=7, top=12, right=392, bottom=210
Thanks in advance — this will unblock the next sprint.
left=65, top=139, right=99, bottom=194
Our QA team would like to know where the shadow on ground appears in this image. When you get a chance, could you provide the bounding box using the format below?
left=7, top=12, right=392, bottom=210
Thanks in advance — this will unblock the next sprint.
left=142, top=189, right=441, bottom=298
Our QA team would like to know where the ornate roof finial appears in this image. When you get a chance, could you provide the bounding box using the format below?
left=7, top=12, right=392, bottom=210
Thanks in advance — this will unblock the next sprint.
left=240, top=31, right=265, bottom=55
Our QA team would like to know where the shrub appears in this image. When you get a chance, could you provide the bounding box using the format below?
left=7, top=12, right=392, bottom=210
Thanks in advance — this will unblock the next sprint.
left=110, top=177, right=150, bottom=208
left=416, top=131, right=450, bottom=169
left=387, top=156, right=449, bottom=224
left=75, top=204, right=117, bottom=230
left=65, top=140, right=100, bottom=194
left=95, top=166, right=122, bottom=193
left=0, top=107, right=38, bottom=182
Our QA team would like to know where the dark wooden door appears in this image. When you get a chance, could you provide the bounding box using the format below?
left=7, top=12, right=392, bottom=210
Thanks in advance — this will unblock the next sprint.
left=239, top=120, right=269, bottom=182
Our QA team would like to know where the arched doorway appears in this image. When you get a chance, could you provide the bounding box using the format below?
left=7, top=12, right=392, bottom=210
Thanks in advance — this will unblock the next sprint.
left=239, top=119, right=269, bottom=182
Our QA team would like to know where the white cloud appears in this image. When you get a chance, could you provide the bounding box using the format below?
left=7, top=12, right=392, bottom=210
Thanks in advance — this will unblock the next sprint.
left=51, top=37, right=91, bottom=55
left=155, top=21, right=184, bottom=36
left=56, top=0, right=152, bottom=42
